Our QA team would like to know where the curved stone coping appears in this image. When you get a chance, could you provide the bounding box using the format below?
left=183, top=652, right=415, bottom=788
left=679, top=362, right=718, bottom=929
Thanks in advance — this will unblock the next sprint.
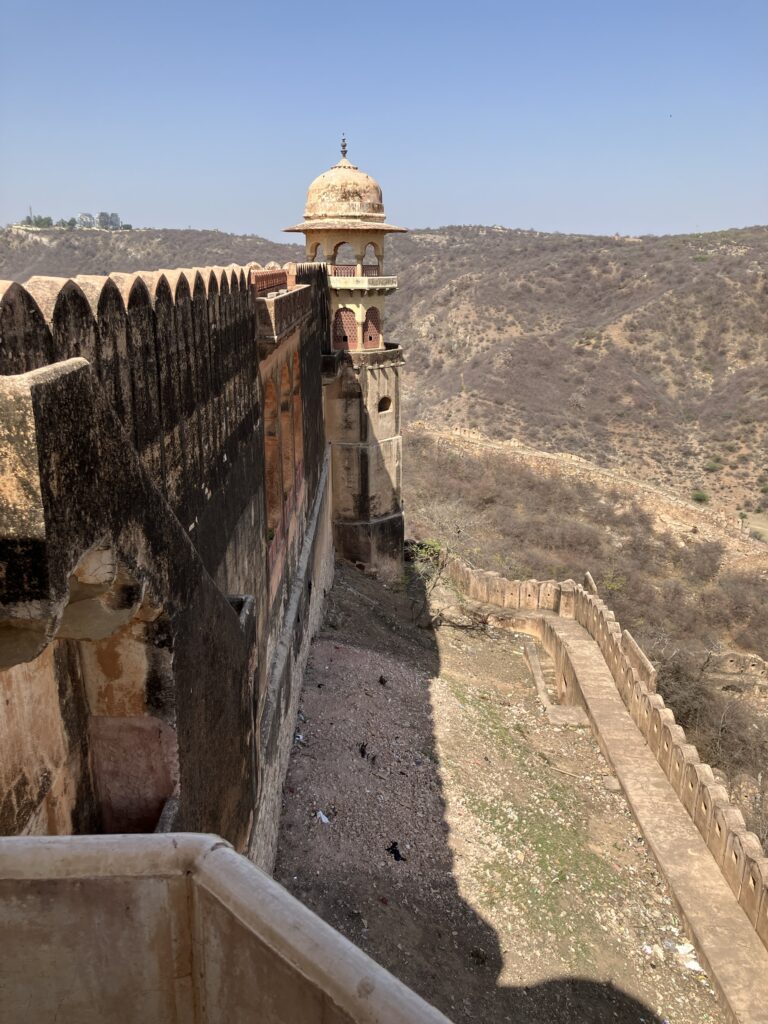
left=0, top=833, right=451, bottom=1024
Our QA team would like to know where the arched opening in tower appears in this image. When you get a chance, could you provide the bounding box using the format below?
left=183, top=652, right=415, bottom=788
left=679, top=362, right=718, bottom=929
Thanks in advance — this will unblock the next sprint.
left=363, top=242, right=381, bottom=275
left=363, top=306, right=381, bottom=349
left=333, top=308, right=358, bottom=351
left=333, top=241, right=356, bottom=271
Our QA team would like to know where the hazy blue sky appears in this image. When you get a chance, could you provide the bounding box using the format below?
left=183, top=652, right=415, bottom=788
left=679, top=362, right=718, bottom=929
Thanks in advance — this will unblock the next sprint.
left=1, top=0, right=766, bottom=238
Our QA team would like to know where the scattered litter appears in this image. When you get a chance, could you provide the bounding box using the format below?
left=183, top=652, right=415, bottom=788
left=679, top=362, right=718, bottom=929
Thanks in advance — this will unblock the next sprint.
left=298, top=710, right=307, bottom=723
left=386, top=841, right=407, bottom=862
left=684, top=959, right=704, bottom=973
left=676, top=942, right=694, bottom=956
left=315, top=810, right=330, bottom=824
left=359, top=742, right=368, bottom=758
left=294, top=731, right=307, bottom=746
left=379, top=674, right=387, bottom=686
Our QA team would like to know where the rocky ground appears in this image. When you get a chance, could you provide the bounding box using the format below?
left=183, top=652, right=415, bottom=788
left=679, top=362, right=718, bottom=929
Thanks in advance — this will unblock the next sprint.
left=274, top=563, right=724, bottom=1023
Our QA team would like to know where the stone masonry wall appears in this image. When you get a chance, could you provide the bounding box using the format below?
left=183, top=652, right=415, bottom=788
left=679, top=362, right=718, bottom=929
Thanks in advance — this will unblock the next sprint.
left=0, top=263, right=334, bottom=860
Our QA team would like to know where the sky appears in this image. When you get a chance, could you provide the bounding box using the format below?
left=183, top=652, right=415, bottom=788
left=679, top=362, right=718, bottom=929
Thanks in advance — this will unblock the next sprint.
left=1, top=0, right=766, bottom=239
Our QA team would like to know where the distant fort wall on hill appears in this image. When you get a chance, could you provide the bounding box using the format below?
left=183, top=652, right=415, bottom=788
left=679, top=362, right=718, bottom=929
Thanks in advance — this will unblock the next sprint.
left=0, top=263, right=334, bottom=869
left=445, top=553, right=768, bottom=974
left=415, top=423, right=759, bottom=546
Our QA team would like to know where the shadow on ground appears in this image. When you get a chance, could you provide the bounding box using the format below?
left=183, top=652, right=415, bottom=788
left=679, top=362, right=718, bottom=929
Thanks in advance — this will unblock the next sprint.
left=275, top=560, right=667, bottom=1024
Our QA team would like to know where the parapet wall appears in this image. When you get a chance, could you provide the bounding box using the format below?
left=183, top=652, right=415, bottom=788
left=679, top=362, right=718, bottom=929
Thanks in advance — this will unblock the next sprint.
left=445, top=555, right=768, bottom=955
left=0, top=833, right=450, bottom=1024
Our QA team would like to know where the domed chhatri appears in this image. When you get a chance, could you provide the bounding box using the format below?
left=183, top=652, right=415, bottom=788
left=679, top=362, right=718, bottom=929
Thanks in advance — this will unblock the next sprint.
left=285, top=138, right=405, bottom=579
left=284, top=137, right=405, bottom=234
left=304, top=157, right=384, bottom=222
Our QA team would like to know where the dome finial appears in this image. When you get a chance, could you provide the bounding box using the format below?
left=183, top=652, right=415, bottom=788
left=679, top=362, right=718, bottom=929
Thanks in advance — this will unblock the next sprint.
left=340, top=133, right=348, bottom=160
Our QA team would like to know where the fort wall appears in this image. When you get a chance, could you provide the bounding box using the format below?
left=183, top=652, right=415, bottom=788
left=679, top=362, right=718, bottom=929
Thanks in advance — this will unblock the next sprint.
left=445, top=554, right=768, bottom=967
left=0, top=263, right=334, bottom=866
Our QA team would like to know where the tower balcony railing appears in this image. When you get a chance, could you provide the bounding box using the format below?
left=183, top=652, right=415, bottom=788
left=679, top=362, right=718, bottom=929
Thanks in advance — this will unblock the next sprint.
left=328, top=264, right=381, bottom=276
left=328, top=265, right=397, bottom=291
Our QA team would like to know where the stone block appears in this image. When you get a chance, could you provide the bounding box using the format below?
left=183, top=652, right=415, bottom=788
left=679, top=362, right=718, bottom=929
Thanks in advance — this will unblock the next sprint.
left=484, top=572, right=505, bottom=606
left=502, top=579, right=521, bottom=609
left=723, top=829, right=764, bottom=900
left=738, top=853, right=768, bottom=931
left=649, top=705, right=674, bottom=755
left=622, top=630, right=657, bottom=692
left=658, top=719, right=686, bottom=775
left=708, top=803, right=746, bottom=869
left=669, top=742, right=699, bottom=800
left=558, top=581, right=576, bottom=619
left=538, top=581, right=560, bottom=611
left=468, top=570, right=489, bottom=604
left=681, top=761, right=714, bottom=818
left=520, top=579, right=539, bottom=610
left=757, top=863, right=768, bottom=951
left=629, top=677, right=648, bottom=728
left=639, top=693, right=664, bottom=741
left=694, top=779, right=729, bottom=843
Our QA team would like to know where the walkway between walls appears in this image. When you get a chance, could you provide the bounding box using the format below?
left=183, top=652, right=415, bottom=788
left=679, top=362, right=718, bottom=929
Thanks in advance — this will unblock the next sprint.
left=481, top=606, right=768, bottom=1024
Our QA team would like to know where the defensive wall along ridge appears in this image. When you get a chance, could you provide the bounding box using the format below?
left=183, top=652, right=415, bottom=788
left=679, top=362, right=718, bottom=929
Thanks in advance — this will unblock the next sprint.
left=445, top=553, right=768, bottom=1024
left=413, top=422, right=766, bottom=555
left=0, top=261, right=336, bottom=866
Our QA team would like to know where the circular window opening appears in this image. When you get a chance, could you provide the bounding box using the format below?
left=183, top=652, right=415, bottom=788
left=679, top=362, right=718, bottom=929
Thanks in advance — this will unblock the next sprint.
left=378, top=396, right=392, bottom=413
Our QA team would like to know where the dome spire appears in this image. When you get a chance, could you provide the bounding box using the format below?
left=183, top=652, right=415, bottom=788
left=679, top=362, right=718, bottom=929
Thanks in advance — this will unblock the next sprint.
left=340, top=133, right=348, bottom=160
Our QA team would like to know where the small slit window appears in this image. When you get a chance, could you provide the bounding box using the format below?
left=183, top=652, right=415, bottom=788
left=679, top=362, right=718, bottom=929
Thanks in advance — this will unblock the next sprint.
left=378, top=396, right=392, bottom=413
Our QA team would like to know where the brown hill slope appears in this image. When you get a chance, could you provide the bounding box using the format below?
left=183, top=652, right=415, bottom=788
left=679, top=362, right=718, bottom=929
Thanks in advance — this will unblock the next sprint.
left=385, top=225, right=768, bottom=517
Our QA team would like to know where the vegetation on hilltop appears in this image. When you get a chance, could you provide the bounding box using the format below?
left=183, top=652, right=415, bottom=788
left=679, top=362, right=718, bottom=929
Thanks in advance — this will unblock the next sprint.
left=0, top=226, right=301, bottom=283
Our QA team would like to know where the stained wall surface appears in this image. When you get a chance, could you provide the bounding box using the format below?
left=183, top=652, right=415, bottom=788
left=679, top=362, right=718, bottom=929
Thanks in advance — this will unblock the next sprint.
left=0, top=262, right=333, bottom=862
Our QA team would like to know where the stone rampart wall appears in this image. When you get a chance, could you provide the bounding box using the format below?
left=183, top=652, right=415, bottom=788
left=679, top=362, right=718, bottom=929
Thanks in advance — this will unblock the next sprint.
left=0, top=262, right=334, bottom=862
left=445, top=554, right=768, bottom=953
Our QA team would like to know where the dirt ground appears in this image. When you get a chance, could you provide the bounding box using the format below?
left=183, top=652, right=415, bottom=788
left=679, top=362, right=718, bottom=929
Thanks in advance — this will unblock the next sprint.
left=274, top=563, right=724, bottom=1024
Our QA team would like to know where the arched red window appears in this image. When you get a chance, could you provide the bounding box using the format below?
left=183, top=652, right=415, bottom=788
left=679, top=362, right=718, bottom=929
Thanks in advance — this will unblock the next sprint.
left=363, top=307, right=381, bottom=349
left=333, top=308, right=358, bottom=351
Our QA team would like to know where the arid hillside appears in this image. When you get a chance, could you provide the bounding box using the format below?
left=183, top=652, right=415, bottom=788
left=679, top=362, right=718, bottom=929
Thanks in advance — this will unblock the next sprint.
left=386, top=225, right=768, bottom=517
left=3, top=222, right=767, bottom=517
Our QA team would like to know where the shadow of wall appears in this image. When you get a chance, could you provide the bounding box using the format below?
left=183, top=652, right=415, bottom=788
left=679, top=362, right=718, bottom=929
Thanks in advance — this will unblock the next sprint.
left=276, top=559, right=664, bottom=1024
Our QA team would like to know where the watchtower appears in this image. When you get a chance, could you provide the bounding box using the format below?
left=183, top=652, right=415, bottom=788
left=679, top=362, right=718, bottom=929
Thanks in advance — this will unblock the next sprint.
left=285, top=138, right=406, bottom=577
